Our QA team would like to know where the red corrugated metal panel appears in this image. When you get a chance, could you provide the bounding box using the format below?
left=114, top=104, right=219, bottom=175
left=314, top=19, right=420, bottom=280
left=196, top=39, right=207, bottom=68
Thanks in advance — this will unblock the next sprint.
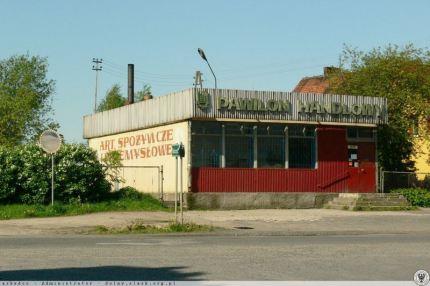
left=191, top=126, right=376, bottom=193
left=191, top=168, right=318, bottom=192
left=316, top=127, right=349, bottom=192
left=347, top=142, right=376, bottom=193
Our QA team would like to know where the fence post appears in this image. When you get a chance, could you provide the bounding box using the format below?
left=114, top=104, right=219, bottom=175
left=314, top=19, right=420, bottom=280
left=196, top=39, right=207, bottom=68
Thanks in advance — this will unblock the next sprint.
left=158, top=166, right=161, bottom=200
left=381, top=171, right=385, bottom=193
left=407, top=173, right=411, bottom=188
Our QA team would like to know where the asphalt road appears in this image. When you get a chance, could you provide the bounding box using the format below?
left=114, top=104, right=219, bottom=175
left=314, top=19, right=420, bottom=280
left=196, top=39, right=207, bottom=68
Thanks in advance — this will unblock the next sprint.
left=0, top=232, right=429, bottom=281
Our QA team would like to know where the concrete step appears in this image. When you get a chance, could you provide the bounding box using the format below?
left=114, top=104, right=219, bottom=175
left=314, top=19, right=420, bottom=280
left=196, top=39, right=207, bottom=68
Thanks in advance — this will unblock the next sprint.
left=324, top=193, right=411, bottom=211
left=329, top=198, right=357, bottom=204
left=352, top=205, right=413, bottom=211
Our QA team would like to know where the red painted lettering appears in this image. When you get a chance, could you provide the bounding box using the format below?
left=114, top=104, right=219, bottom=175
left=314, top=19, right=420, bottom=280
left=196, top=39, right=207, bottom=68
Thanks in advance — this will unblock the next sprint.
left=166, top=129, right=173, bottom=141
left=151, top=146, right=158, bottom=157
left=124, top=137, right=130, bottom=147
left=157, top=145, right=166, bottom=156
left=129, top=136, right=136, bottom=147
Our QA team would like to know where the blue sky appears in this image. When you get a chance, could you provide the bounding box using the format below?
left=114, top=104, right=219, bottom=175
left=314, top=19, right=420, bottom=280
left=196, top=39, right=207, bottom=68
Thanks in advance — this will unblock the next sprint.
left=1, top=0, right=429, bottom=142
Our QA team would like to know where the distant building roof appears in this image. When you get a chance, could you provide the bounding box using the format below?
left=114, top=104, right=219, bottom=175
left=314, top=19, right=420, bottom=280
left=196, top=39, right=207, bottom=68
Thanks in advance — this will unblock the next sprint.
left=293, top=76, right=329, bottom=93
left=292, top=66, right=339, bottom=93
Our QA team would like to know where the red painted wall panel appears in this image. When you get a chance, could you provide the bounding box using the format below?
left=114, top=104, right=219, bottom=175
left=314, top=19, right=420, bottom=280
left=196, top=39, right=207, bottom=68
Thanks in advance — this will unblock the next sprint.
left=191, top=126, right=376, bottom=193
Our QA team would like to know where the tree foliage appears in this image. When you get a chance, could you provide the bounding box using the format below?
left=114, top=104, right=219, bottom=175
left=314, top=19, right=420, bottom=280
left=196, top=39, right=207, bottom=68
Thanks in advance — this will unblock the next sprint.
left=96, top=84, right=126, bottom=112
left=0, top=54, right=56, bottom=146
left=101, top=150, right=124, bottom=186
left=328, top=44, right=430, bottom=171
left=135, top=84, right=152, bottom=102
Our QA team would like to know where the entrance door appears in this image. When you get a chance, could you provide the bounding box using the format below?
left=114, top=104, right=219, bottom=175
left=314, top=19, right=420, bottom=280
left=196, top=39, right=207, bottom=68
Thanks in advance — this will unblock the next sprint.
left=347, top=142, right=376, bottom=192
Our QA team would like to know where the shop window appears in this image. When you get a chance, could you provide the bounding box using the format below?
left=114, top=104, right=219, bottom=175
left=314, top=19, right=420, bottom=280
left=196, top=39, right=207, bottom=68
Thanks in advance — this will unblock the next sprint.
left=225, top=123, right=254, bottom=168
left=288, top=125, right=316, bottom=169
left=347, top=127, right=374, bottom=140
left=191, top=121, right=221, bottom=167
left=257, top=125, right=285, bottom=168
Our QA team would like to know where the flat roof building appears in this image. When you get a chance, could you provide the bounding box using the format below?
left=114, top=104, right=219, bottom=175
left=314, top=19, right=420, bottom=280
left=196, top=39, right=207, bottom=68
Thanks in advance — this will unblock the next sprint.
left=83, top=88, right=387, bottom=203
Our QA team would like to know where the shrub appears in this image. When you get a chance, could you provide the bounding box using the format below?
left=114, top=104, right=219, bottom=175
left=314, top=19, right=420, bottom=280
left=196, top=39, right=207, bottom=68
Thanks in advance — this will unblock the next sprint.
left=0, top=146, right=20, bottom=203
left=110, top=186, right=145, bottom=200
left=16, top=145, right=51, bottom=204
left=54, top=144, right=111, bottom=203
left=0, top=143, right=111, bottom=204
left=390, top=188, right=430, bottom=207
left=421, top=175, right=430, bottom=190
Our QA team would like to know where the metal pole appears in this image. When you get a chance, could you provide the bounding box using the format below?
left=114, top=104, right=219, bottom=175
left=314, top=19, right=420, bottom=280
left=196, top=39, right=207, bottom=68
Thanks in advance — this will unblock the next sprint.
left=381, top=171, right=385, bottom=193
left=158, top=166, right=161, bottom=200
left=160, top=165, right=164, bottom=201
left=374, top=129, right=379, bottom=192
left=95, top=69, right=99, bottom=112
left=175, top=157, right=178, bottom=223
left=221, top=124, right=225, bottom=168
left=92, top=58, right=102, bottom=112
left=284, top=126, right=289, bottom=168
left=206, top=61, right=217, bottom=89
left=253, top=126, right=258, bottom=168
left=180, top=156, right=183, bottom=225
left=51, top=154, right=54, bottom=206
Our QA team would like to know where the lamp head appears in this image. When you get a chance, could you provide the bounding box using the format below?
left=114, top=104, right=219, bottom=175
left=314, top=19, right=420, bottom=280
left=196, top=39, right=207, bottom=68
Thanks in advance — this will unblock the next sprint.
left=198, top=48, right=207, bottom=61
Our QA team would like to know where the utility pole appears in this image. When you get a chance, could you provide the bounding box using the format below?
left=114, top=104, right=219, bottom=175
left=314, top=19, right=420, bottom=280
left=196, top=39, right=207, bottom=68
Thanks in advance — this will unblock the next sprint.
left=92, top=58, right=103, bottom=112
left=193, top=71, right=203, bottom=88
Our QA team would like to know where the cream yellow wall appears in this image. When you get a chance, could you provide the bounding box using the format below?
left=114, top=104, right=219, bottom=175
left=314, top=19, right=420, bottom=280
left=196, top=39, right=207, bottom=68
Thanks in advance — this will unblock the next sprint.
left=88, top=121, right=189, bottom=197
left=413, top=136, right=430, bottom=178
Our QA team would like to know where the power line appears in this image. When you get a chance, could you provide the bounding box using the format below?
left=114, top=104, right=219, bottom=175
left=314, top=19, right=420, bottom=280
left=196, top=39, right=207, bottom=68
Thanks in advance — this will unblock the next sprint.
left=103, top=66, right=191, bottom=85
left=103, top=59, right=190, bottom=78
left=103, top=68, right=190, bottom=88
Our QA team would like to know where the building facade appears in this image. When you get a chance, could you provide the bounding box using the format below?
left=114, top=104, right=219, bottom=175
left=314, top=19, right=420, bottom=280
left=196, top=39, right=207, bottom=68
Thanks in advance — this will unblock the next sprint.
left=83, top=88, right=388, bottom=199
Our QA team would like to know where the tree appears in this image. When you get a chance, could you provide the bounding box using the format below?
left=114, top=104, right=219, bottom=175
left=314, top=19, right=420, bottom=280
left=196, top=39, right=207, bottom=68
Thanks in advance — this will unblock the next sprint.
left=0, top=54, right=56, bottom=146
left=101, top=150, right=124, bottom=190
left=97, top=84, right=126, bottom=112
left=328, top=44, right=430, bottom=171
left=135, top=84, right=152, bottom=102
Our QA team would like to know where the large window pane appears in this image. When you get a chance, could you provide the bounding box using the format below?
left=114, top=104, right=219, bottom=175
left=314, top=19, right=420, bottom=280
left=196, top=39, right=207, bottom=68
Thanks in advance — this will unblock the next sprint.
left=225, top=123, right=253, bottom=168
left=191, top=121, right=221, bottom=167
left=257, top=125, right=285, bottom=168
left=289, top=125, right=316, bottom=169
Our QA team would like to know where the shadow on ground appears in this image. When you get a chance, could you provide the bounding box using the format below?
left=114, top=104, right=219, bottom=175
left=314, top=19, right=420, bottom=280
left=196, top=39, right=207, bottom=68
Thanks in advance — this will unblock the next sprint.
left=0, top=265, right=204, bottom=281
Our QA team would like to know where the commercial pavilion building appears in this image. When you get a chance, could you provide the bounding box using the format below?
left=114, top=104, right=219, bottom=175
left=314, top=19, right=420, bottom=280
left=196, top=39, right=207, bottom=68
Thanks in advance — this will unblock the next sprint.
left=83, top=88, right=387, bottom=203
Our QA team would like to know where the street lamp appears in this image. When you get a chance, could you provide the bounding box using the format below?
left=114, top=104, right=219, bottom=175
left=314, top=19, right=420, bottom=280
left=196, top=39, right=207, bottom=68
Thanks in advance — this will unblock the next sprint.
left=197, top=48, right=217, bottom=89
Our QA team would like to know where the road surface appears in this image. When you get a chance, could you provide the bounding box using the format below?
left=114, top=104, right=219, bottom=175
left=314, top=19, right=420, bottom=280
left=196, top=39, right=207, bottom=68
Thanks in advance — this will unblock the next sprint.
left=0, top=232, right=429, bottom=281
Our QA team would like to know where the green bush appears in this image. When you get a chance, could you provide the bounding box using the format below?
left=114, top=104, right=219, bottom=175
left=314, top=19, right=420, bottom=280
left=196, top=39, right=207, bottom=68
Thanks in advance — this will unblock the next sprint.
left=421, top=175, right=430, bottom=190
left=0, top=143, right=111, bottom=204
left=0, top=146, right=20, bottom=203
left=16, top=145, right=51, bottom=204
left=110, top=186, right=145, bottom=200
left=390, top=188, right=430, bottom=207
left=54, top=144, right=110, bottom=203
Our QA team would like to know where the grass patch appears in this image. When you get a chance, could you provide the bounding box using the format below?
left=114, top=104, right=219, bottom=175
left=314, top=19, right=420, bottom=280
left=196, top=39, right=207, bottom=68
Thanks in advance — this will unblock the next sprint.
left=88, top=220, right=215, bottom=234
left=390, top=188, right=430, bottom=207
left=0, top=194, right=168, bottom=220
